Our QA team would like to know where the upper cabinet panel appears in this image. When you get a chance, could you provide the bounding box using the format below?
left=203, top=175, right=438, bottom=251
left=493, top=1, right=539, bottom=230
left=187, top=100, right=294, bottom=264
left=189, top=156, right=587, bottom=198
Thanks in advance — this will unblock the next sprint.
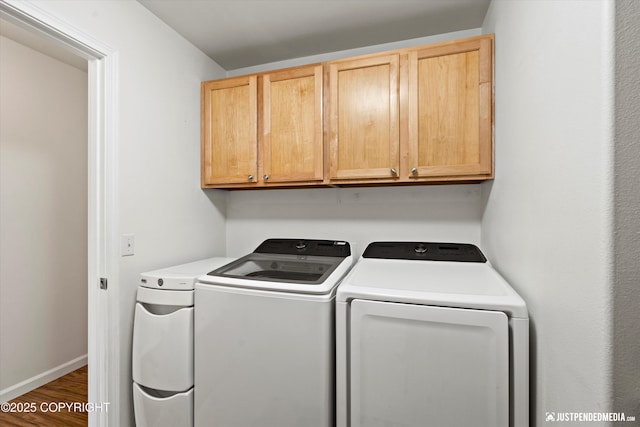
left=201, top=76, right=258, bottom=186
left=200, top=35, right=493, bottom=189
left=407, top=36, right=493, bottom=179
left=263, top=65, right=323, bottom=183
left=328, top=54, right=400, bottom=181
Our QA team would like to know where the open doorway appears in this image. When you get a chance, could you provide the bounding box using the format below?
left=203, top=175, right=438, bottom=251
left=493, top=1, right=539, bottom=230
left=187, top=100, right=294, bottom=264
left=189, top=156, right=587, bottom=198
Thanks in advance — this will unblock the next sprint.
left=0, top=15, right=89, bottom=421
left=0, top=2, right=118, bottom=426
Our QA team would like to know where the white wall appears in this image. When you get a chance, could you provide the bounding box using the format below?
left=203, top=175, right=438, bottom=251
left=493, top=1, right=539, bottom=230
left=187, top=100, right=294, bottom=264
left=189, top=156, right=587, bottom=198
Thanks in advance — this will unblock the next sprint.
left=226, top=29, right=485, bottom=256
left=0, top=35, right=88, bottom=397
left=481, top=1, right=614, bottom=425
left=613, top=0, right=640, bottom=415
left=227, top=186, right=483, bottom=257
left=23, top=1, right=228, bottom=425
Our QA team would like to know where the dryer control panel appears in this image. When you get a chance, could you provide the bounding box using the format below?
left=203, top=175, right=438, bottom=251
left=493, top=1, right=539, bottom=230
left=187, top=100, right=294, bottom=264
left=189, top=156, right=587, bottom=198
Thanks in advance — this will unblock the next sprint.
left=362, top=242, right=486, bottom=263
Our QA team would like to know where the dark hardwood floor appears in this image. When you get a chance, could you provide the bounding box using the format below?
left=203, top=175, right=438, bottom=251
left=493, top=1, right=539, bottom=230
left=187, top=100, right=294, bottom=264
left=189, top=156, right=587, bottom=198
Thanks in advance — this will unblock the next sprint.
left=0, top=365, right=88, bottom=427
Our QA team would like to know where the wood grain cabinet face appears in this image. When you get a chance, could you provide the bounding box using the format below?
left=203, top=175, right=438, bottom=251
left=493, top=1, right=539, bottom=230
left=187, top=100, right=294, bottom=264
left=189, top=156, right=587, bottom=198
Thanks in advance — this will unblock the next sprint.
left=201, top=76, right=257, bottom=186
left=328, top=54, right=400, bottom=181
left=407, top=36, right=493, bottom=179
left=200, top=35, right=493, bottom=189
left=262, top=65, right=323, bottom=183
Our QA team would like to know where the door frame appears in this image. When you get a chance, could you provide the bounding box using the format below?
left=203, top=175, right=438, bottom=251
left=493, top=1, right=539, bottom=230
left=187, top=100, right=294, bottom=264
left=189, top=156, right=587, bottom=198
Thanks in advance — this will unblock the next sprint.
left=0, top=1, right=119, bottom=426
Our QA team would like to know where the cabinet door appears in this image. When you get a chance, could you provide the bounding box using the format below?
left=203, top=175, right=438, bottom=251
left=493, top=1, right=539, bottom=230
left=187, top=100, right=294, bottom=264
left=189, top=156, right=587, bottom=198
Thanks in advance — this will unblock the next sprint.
left=201, top=76, right=257, bottom=186
left=262, top=65, right=323, bottom=183
left=408, top=36, right=493, bottom=179
left=329, top=54, right=400, bottom=180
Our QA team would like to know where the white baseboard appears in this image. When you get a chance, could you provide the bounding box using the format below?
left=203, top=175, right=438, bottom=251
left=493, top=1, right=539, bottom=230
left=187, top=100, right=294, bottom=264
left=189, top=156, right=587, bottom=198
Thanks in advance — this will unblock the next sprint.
left=0, top=354, right=88, bottom=403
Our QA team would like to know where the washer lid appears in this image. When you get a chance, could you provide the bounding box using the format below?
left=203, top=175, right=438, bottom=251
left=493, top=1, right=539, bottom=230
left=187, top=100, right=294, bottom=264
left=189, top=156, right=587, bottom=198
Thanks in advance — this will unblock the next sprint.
left=211, top=253, right=344, bottom=284
left=337, top=251, right=527, bottom=319
left=198, top=239, right=353, bottom=294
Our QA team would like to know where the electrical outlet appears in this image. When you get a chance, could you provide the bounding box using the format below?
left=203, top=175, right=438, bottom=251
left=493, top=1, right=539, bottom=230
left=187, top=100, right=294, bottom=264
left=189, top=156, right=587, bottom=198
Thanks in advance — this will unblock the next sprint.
left=121, top=234, right=135, bottom=256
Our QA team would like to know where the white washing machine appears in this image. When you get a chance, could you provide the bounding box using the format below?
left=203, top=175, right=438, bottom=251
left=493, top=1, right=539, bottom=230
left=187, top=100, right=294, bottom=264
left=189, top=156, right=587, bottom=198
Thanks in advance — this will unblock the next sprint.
left=336, top=242, right=529, bottom=427
left=195, top=238, right=353, bottom=427
left=132, top=257, right=235, bottom=427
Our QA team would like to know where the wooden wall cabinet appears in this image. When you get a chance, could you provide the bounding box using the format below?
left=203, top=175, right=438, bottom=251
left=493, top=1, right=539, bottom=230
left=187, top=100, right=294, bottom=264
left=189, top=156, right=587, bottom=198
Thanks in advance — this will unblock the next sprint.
left=201, top=35, right=493, bottom=189
left=328, top=54, right=400, bottom=181
left=406, top=36, right=493, bottom=181
left=328, top=35, right=493, bottom=184
left=262, top=65, right=324, bottom=184
left=201, top=65, right=324, bottom=188
left=201, top=76, right=258, bottom=186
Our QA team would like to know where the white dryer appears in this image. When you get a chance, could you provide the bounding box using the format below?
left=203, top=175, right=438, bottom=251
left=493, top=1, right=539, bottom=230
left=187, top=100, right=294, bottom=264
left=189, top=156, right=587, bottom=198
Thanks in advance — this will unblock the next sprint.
left=336, top=242, right=529, bottom=427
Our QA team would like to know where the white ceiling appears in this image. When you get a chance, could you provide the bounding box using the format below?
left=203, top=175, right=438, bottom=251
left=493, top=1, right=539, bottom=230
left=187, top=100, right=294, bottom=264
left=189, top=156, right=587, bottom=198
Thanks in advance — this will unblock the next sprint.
left=138, top=0, right=491, bottom=70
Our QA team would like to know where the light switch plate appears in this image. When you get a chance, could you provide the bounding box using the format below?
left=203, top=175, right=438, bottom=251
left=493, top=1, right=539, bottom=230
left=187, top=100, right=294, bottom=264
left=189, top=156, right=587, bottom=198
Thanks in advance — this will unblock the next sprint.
left=121, top=234, right=135, bottom=256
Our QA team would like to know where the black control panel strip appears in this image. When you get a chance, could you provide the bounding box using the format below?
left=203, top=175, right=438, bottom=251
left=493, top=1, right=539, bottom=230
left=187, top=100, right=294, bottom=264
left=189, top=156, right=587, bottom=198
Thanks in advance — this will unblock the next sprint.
left=254, top=239, right=351, bottom=257
left=362, top=242, right=486, bottom=263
